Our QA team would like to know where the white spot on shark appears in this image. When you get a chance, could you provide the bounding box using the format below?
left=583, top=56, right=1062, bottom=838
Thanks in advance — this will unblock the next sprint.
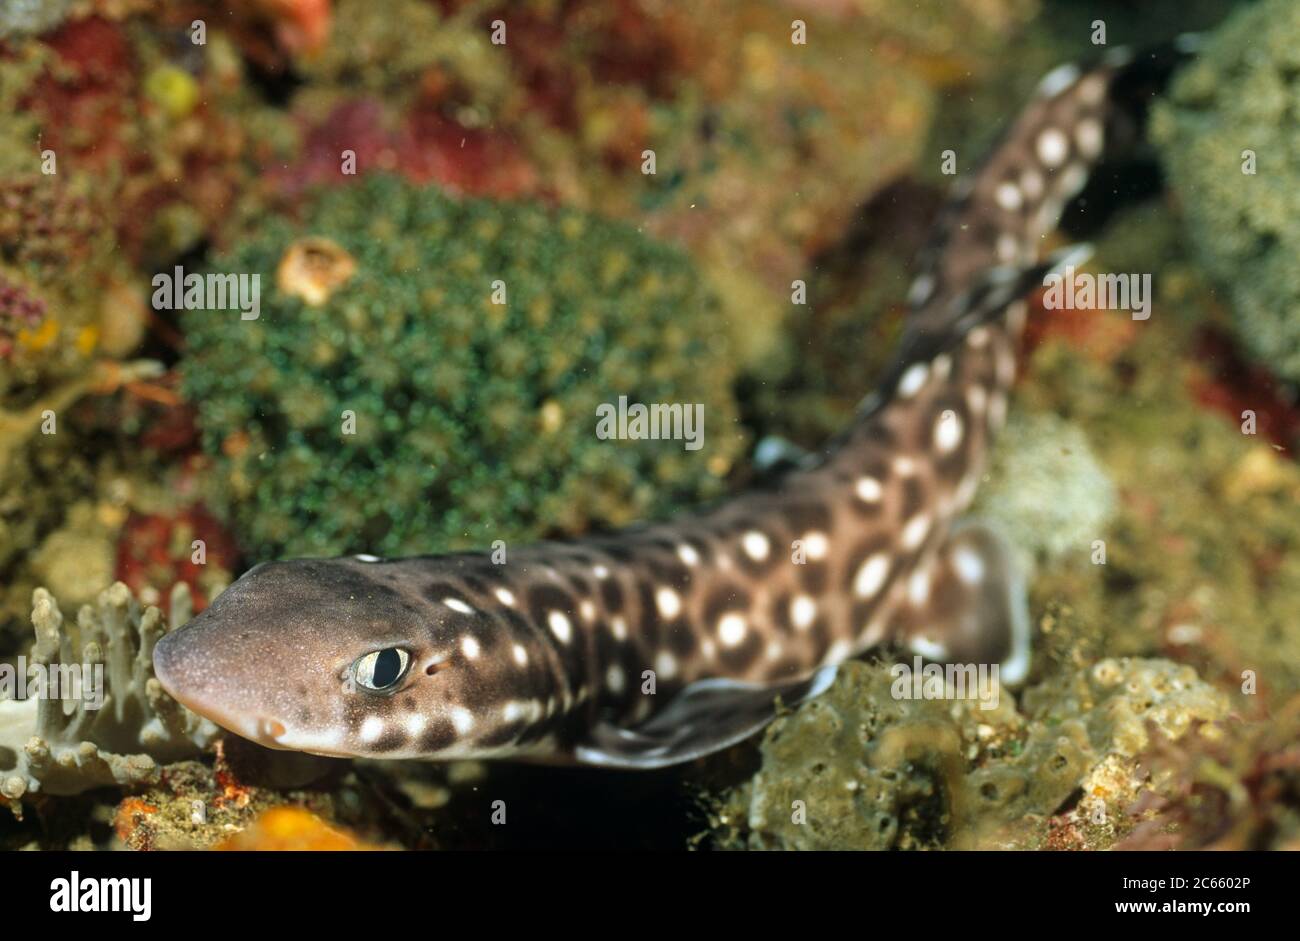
left=742, top=531, right=770, bottom=562
left=935, top=410, right=964, bottom=454
left=606, top=665, right=625, bottom=693
left=893, top=455, right=919, bottom=476
left=1036, top=127, right=1069, bottom=167
left=908, top=635, right=949, bottom=659
left=901, top=514, right=931, bottom=551
left=995, top=181, right=1022, bottom=211
left=856, top=476, right=883, bottom=503
left=450, top=706, right=475, bottom=734
left=1075, top=118, right=1104, bottom=158
left=655, top=651, right=679, bottom=679
left=898, top=362, right=929, bottom=398
left=718, top=614, right=747, bottom=647
left=854, top=554, right=890, bottom=598
left=802, top=531, right=829, bottom=560
left=656, top=588, right=682, bottom=619
left=908, top=567, right=932, bottom=605
left=953, top=545, right=985, bottom=585
left=548, top=611, right=572, bottom=644
left=791, top=595, right=817, bottom=630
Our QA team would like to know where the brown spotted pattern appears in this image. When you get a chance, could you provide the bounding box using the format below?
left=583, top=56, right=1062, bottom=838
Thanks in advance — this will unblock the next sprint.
left=153, top=54, right=1150, bottom=765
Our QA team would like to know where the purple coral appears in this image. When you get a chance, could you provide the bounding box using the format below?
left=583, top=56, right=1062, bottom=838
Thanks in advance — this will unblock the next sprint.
left=0, top=274, right=47, bottom=358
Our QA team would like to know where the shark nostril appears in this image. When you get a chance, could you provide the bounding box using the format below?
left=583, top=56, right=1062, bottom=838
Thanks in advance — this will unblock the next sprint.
left=258, top=718, right=287, bottom=741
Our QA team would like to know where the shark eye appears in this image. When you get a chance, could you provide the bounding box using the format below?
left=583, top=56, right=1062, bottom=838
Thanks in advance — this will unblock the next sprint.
left=353, top=648, right=410, bottom=691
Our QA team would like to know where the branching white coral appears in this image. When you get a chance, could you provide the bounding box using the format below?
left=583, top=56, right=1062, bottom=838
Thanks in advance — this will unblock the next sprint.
left=0, top=582, right=219, bottom=800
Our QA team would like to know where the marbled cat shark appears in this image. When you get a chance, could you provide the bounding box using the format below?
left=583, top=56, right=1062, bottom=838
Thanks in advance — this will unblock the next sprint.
left=153, top=42, right=1192, bottom=768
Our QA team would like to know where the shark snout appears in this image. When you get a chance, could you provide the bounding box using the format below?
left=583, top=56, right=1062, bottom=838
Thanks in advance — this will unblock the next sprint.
left=150, top=629, right=186, bottom=701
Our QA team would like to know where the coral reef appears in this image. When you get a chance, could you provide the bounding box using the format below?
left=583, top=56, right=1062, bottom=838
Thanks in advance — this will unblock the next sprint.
left=277, top=0, right=1044, bottom=371
left=1114, top=697, right=1300, bottom=850
left=0, top=358, right=221, bottom=643
left=973, top=410, right=1118, bottom=573
left=96, top=748, right=342, bottom=851
left=2, top=0, right=1290, bottom=853
left=183, top=173, right=746, bottom=559
left=0, top=0, right=71, bottom=41
left=0, top=582, right=218, bottom=804
left=1150, top=0, right=1300, bottom=380
left=708, top=657, right=1228, bottom=850
left=0, top=271, right=46, bottom=360
left=1018, top=269, right=1300, bottom=697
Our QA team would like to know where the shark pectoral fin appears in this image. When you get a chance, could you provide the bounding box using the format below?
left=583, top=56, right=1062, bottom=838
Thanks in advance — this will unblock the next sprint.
left=890, top=521, right=1031, bottom=684
left=573, top=665, right=839, bottom=770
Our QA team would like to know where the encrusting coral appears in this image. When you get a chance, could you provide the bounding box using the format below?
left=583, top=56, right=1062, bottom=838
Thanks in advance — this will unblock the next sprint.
left=708, top=657, right=1228, bottom=850
left=0, top=582, right=217, bottom=804
left=1150, top=0, right=1300, bottom=381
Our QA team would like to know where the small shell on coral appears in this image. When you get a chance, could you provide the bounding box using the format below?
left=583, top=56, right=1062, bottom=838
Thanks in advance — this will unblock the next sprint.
left=275, top=237, right=357, bottom=306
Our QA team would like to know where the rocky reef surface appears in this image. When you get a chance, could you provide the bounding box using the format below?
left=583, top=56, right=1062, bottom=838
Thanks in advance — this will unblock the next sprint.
left=709, top=657, right=1229, bottom=850
left=2, top=0, right=1297, bottom=851
left=1152, top=0, right=1300, bottom=381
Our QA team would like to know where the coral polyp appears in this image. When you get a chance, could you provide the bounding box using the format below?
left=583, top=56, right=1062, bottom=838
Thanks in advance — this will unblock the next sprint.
left=182, top=174, right=746, bottom=560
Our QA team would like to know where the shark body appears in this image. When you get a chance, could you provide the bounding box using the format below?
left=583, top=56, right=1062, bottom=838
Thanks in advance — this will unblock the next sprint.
left=153, top=45, right=1188, bottom=768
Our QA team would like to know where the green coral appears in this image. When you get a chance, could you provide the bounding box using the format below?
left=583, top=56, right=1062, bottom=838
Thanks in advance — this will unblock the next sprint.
left=1150, top=0, right=1300, bottom=379
left=183, top=174, right=744, bottom=560
left=708, top=657, right=1227, bottom=850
